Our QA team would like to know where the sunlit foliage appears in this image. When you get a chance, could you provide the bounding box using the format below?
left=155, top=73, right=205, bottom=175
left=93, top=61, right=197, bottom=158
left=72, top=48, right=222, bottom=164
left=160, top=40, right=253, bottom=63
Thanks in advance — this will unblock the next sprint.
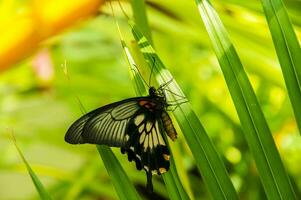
left=0, top=0, right=300, bottom=199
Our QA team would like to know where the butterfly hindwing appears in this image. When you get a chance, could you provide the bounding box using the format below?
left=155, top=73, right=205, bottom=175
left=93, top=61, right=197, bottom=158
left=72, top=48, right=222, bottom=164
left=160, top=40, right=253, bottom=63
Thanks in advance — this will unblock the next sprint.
left=121, top=110, right=170, bottom=191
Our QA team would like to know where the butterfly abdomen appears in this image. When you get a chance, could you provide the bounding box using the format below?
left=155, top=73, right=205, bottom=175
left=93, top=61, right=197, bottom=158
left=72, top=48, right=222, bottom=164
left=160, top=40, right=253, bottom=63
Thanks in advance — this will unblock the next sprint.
left=161, top=111, right=177, bottom=141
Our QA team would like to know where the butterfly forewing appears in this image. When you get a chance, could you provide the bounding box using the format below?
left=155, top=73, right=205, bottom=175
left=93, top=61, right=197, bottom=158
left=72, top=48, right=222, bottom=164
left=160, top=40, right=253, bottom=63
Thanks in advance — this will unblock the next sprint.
left=65, top=111, right=94, bottom=144
left=65, top=98, right=142, bottom=146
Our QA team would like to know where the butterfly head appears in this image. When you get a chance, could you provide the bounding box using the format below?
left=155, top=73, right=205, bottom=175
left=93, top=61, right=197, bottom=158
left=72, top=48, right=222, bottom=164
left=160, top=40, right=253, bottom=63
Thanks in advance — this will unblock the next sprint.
left=148, top=87, right=157, bottom=96
left=149, top=86, right=165, bottom=98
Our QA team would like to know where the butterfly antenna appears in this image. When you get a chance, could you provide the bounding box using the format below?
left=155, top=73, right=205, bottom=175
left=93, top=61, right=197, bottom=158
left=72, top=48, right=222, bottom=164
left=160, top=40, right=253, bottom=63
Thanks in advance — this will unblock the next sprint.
left=132, top=64, right=150, bottom=88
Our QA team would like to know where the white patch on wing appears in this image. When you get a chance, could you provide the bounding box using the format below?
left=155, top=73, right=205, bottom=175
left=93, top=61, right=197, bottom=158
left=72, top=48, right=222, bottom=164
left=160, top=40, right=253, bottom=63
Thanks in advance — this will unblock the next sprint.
left=152, top=170, right=157, bottom=175
left=155, top=121, right=165, bottom=145
left=140, top=132, right=146, bottom=144
left=146, top=122, right=152, bottom=132
left=134, top=114, right=145, bottom=126
left=125, top=134, right=130, bottom=141
left=152, top=128, right=159, bottom=147
left=144, top=134, right=149, bottom=150
left=149, top=131, right=153, bottom=150
left=138, top=124, right=144, bottom=133
left=158, top=133, right=165, bottom=146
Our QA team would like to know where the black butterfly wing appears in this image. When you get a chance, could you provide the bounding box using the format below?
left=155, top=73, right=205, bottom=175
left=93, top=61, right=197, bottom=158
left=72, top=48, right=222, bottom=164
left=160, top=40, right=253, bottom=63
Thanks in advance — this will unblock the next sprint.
left=65, top=96, right=173, bottom=192
left=65, top=97, right=144, bottom=146
left=121, top=111, right=170, bottom=191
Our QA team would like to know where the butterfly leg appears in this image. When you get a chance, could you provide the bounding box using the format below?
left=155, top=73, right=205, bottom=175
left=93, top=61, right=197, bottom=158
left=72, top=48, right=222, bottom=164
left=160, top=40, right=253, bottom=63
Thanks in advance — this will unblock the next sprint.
left=164, top=88, right=187, bottom=99
left=131, top=63, right=150, bottom=88
left=158, top=78, right=174, bottom=90
left=167, top=98, right=189, bottom=104
left=166, top=99, right=189, bottom=112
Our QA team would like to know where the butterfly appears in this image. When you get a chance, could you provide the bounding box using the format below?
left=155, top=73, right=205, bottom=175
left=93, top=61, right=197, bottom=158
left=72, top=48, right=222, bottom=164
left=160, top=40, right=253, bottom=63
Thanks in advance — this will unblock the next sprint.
left=64, top=80, right=181, bottom=192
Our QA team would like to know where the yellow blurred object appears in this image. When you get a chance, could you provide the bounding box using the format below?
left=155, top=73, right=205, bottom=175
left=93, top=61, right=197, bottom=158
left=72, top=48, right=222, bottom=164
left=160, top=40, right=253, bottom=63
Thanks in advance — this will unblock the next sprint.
left=226, top=147, right=242, bottom=164
left=0, top=0, right=105, bottom=71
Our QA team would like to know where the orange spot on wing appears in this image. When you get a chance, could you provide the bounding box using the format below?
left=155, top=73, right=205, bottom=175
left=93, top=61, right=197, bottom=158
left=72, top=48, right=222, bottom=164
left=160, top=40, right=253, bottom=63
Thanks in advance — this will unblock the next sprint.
left=139, top=100, right=157, bottom=110
left=163, top=154, right=170, bottom=161
left=159, top=167, right=167, bottom=174
left=139, top=100, right=148, bottom=106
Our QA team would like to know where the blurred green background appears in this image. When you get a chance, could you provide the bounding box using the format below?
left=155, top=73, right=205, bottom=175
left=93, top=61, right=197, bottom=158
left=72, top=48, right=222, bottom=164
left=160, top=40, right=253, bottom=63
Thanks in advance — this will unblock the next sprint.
left=0, top=0, right=301, bottom=199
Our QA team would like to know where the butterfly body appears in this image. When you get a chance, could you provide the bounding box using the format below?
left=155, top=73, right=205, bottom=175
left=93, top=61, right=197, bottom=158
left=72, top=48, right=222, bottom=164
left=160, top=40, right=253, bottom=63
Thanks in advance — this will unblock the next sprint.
left=65, top=87, right=177, bottom=192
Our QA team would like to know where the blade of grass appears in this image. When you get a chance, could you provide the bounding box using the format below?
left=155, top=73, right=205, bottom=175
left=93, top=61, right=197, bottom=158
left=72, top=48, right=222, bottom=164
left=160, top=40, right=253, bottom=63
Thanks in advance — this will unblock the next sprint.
left=11, top=134, right=52, bottom=200
left=124, top=40, right=148, bottom=96
left=64, top=159, right=101, bottom=200
left=62, top=61, right=142, bottom=200
left=128, top=3, right=195, bottom=197
left=120, top=23, right=190, bottom=200
left=162, top=152, right=191, bottom=200
left=195, top=0, right=296, bottom=199
left=128, top=20, right=239, bottom=199
left=260, top=0, right=301, bottom=133
left=171, top=140, right=195, bottom=199
left=97, top=146, right=142, bottom=200
left=129, top=45, right=190, bottom=200
left=112, top=3, right=191, bottom=198
left=130, top=0, right=153, bottom=44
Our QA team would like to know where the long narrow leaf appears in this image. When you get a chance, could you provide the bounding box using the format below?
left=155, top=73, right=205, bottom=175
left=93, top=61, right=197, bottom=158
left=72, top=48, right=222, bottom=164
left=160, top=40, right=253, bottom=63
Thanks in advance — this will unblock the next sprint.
left=97, top=146, right=142, bottom=200
left=128, top=2, right=194, bottom=197
left=260, top=0, right=301, bottom=132
left=121, top=30, right=190, bottom=200
left=128, top=20, right=239, bottom=200
left=130, top=0, right=153, bottom=44
left=162, top=153, right=191, bottom=200
left=195, top=0, right=296, bottom=199
left=64, top=159, right=102, bottom=200
left=11, top=135, right=52, bottom=200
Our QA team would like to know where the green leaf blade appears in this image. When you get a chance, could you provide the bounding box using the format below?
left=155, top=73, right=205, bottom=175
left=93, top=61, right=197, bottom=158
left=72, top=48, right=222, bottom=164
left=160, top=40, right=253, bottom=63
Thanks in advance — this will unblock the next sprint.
left=122, top=38, right=190, bottom=200
left=12, top=136, right=52, bottom=200
left=261, top=0, right=301, bottom=133
left=129, top=20, right=239, bottom=200
left=97, top=145, right=142, bottom=200
left=131, top=0, right=153, bottom=44
left=195, top=0, right=296, bottom=199
left=109, top=4, right=190, bottom=198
